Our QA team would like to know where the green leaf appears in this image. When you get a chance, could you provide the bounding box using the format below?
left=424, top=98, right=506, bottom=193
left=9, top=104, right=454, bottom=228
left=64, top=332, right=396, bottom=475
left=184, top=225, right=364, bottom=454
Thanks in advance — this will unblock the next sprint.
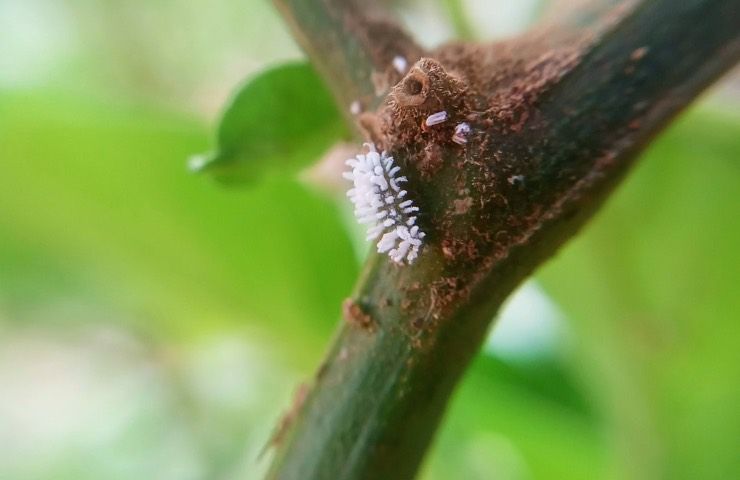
left=190, top=62, right=347, bottom=184
left=0, top=89, right=359, bottom=480
left=0, top=90, right=357, bottom=364
left=423, top=355, right=605, bottom=480
left=537, top=105, right=740, bottom=479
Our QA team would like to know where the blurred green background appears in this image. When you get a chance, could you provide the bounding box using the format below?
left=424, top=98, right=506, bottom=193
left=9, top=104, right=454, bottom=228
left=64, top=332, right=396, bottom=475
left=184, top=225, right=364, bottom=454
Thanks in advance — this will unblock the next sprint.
left=1, top=1, right=738, bottom=479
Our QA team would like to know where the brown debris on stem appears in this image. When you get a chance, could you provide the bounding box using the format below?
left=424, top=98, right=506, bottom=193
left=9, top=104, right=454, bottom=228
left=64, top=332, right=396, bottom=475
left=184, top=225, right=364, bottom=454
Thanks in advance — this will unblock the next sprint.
left=342, top=298, right=376, bottom=332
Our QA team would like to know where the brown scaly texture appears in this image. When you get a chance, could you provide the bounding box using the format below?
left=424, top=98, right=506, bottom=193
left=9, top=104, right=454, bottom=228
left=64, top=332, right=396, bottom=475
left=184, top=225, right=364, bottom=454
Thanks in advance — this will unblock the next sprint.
left=353, top=27, right=597, bottom=326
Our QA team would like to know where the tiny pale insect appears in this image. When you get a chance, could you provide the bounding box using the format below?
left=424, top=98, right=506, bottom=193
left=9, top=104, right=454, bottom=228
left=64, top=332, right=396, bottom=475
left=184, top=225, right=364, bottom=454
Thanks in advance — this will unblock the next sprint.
left=425, top=111, right=448, bottom=127
left=452, top=122, right=471, bottom=144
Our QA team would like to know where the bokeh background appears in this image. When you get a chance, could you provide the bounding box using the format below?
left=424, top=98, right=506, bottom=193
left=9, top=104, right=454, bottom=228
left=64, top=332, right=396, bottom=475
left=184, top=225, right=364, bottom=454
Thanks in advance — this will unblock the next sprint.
left=1, top=1, right=738, bottom=479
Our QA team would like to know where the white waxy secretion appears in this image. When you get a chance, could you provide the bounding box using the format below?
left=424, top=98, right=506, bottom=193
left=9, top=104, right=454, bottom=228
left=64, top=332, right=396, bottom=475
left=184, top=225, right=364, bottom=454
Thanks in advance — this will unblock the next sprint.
left=343, top=144, right=426, bottom=264
left=425, top=111, right=448, bottom=127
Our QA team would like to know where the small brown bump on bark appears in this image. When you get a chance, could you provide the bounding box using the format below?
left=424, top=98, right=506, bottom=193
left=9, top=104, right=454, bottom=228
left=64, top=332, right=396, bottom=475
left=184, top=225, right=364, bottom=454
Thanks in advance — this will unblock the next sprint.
left=453, top=197, right=473, bottom=215
left=386, top=58, right=469, bottom=136
left=393, top=69, right=430, bottom=107
left=342, top=298, right=376, bottom=332
left=417, top=142, right=445, bottom=178
left=631, top=46, right=649, bottom=61
left=401, top=298, right=412, bottom=311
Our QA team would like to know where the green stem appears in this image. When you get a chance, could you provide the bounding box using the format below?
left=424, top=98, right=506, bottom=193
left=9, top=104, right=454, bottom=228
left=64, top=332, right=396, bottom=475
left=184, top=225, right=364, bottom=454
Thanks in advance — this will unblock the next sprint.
left=266, top=1, right=740, bottom=479
left=272, top=0, right=424, bottom=113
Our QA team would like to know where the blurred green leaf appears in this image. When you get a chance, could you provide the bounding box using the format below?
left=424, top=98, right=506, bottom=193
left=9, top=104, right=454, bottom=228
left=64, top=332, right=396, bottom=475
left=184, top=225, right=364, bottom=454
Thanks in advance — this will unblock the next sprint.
left=0, top=89, right=357, bottom=364
left=536, top=105, right=740, bottom=479
left=423, top=355, right=605, bottom=480
left=189, top=62, right=347, bottom=184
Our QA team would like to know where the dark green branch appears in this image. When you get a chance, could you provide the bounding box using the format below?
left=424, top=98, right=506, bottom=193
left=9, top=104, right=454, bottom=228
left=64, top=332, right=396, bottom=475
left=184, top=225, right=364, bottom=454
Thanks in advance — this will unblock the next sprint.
left=266, top=1, right=740, bottom=479
left=272, top=0, right=424, bottom=113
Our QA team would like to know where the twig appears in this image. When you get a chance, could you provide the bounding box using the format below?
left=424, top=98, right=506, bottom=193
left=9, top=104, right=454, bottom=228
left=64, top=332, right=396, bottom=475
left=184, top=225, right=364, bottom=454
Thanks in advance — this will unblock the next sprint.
left=266, top=1, right=740, bottom=479
left=273, top=0, right=424, bottom=114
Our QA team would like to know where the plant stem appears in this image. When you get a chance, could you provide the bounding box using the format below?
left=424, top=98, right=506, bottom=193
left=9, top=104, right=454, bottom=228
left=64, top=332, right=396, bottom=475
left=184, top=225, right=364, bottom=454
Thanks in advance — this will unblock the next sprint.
left=266, top=1, right=740, bottom=479
left=272, top=0, right=424, bottom=113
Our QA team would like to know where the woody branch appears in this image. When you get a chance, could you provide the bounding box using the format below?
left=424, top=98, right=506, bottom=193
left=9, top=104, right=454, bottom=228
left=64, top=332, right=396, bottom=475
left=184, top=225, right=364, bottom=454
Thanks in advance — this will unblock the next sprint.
left=266, top=1, right=740, bottom=479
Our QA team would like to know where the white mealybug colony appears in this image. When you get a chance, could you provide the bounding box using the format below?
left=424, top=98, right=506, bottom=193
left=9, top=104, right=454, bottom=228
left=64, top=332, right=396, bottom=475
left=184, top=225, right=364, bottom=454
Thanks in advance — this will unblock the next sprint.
left=343, top=144, right=426, bottom=264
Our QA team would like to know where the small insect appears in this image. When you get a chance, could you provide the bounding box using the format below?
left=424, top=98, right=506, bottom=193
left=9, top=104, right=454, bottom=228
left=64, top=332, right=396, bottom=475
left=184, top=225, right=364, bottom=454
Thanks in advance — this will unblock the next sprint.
left=425, top=111, right=448, bottom=127
left=452, top=122, right=471, bottom=145
left=343, top=144, right=426, bottom=264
